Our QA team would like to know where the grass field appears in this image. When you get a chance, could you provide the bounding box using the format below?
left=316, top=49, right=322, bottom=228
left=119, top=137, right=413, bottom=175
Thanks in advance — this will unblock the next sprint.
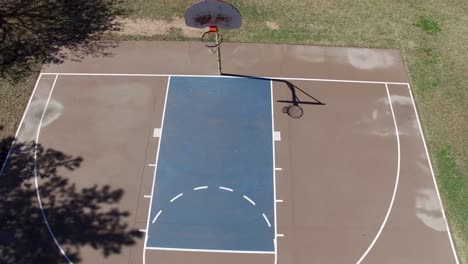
left=1, top=0, right=467, bottom=262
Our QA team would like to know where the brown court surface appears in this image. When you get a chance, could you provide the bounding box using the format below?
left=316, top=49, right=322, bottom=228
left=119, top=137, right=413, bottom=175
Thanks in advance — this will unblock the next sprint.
left=1, top=41, right=459, bottom=264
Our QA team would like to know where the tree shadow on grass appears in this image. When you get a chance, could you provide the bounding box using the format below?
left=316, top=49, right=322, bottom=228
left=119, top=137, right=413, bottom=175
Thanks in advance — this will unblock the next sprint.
left=0, top=136, right=142, bottom=263
left=0, top=0, right=124, bottom=81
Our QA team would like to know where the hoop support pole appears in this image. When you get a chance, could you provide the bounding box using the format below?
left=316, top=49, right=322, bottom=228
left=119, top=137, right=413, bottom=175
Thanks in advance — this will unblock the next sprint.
left=216, top=33, right=222, bottom=75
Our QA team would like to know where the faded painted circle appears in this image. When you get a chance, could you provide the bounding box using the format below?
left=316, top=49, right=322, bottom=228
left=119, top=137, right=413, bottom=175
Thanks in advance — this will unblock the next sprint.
left=347, top=48, right=396, bottom=70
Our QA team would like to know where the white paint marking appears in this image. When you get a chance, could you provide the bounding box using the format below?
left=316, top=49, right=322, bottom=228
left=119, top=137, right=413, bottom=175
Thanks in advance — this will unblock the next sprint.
left=151, top=210, right=163, bottom=224
left=273, top=238, right=277, bottom=264
left=145, top=247, right=275, bottom=254
left=271, top=80, right=279, bottom=264
left=144, top=195, right=151, bottom=198
left=33, top=75, right=74, bottom=264
left=262, top=213, right=272, bottom=227
left=243, top=195, right=256, bottom=206
left=143, top=76, right=171, bottom=264
left=46, top=72, right=410, bottom=86
left=219, top=186, right=233, bottom=192
left=356, top=83, right=401, bottom=264
left=153, top=128, right=161, bottom=138
left=148, top=164, right=156, bottom=167
left=0, top=73, right=43, bottom=178
left=277, top=234, right=285, bottom=237
left=407, top=83, right=460, bottom=264
left=274, top=131, right=281, bottom=141
left=170, top=193, right=183, bottom=203
left=275, top=168, right=282, bottom=171
left=276, top=200, right=283, bottom=203
left=194, top=186, right=208, bottom=191
left=139, top=229, right=147, bottom=233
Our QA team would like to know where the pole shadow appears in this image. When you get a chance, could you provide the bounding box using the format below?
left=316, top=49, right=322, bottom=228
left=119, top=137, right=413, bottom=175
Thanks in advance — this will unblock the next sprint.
left=221, top=73, right=326, bottom=119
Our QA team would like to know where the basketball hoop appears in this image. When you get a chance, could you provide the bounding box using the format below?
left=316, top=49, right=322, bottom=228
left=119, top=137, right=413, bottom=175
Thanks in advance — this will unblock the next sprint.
left=185, top=0, right=242, bottom=75
left=202, top=26, right=222, bottom=54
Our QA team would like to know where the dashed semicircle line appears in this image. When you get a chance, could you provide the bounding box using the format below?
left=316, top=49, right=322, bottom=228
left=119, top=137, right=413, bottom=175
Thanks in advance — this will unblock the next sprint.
left=151, top=185, right=272, bottom=228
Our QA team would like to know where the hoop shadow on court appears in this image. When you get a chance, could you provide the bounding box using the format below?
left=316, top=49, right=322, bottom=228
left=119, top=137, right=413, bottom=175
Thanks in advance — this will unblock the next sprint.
left=222, top=73, right=326, bottom=118
left=0, top=135, right=142, bottom=263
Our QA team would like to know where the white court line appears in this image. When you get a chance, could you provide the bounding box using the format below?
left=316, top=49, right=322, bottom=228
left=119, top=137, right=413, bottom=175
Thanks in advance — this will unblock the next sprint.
left=45, top=72, right=410, bottom=86
left=170, top=193, right=183, bottom=203
left=193, top=186, right=208, bottom=191
left=143, top=76, right=171, bottom=264
left=243, top=195, right=256, bottom=206
left=144, top=195, right=151, bottom=198
left=0, top=73, right=43, bottom=178
left=406, top=84, right=460, bottom=263
left=273, top=238, right=277, bottom=264
left=275, top=168, right=282, bottom=171
left=219, top=186, right=233, bottom=192
left=151, top=210, right=163, bottom=224
left=33, top=75, right=73, bottom=263
left=271, top=80, right=279, bottom=264
left=262, top=213, right=272, bottom=228
left=276, top=200, right=283, bottom=203
left=146, top=247, right=275, bottom=254
left=356, top=83, right=401, bottom=264
left=139, top=229, right=147, bottom=233
left=148, top=164, right=156, bottom=167
left=277, top=234, right=285, bottom=237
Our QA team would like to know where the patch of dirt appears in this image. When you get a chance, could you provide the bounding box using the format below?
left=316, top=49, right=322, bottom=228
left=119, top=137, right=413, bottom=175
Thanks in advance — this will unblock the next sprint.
left=115, top=17, right=204, bottom=37
left=266, top=21, right=280, bottom=30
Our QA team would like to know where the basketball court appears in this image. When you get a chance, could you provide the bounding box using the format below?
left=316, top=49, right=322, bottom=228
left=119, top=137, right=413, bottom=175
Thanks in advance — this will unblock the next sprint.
left=0, top=1, right=460, bottom=263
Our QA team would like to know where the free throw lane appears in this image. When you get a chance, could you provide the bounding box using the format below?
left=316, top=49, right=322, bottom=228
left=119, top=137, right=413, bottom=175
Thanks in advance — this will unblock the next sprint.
left=146, top=77, right=275, bottom=252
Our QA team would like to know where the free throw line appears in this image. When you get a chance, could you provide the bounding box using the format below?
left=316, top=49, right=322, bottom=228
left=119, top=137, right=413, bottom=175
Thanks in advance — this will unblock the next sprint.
left=146, top=247, right=275, bottom=254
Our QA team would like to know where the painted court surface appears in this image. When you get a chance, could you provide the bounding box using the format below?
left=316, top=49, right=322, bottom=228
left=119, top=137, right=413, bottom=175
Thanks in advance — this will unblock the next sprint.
left=146, top=77, right=275, bottom=252
left=1, top=41, right=459, bottom=263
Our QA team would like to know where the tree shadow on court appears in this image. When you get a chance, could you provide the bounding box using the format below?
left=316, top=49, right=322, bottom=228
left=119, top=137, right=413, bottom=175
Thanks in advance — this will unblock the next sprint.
left=0, top=136, right=142, bottom=263
left=0, top=0, right=124, bottom=81
left=222, top=73, right=326, bottom=118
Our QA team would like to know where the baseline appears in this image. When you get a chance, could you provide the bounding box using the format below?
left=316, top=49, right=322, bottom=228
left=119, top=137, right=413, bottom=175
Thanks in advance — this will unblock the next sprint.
left=146, top=247, right=275, bottom=254
left=43, top=72, right=409, bottom=86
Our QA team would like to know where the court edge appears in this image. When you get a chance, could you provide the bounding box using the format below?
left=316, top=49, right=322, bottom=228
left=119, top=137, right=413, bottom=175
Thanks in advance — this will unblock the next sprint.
left=0, top=73, right=458, bottom=264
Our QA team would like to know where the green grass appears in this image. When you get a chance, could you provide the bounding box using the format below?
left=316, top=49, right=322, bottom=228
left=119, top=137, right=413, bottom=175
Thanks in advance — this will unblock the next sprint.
left=435, top=146, right=468, bottom=259
left=0, top=68, right=40, bottom=140
left=416, top=16, right=442, bottom=34
left=1, top=0, right=467, bottom=262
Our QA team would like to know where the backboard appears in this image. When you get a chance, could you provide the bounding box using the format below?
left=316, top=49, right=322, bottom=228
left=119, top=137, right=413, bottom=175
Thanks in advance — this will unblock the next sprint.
left=184, top=0, right=242, bottom=29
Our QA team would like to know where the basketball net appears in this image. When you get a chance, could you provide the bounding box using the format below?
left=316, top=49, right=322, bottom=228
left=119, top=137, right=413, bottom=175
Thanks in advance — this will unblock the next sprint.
left=208, top=45, right=219, bottom=54
left=203, top=26, right=221, bottom=54
left=201, top=26, right=222, bottom=74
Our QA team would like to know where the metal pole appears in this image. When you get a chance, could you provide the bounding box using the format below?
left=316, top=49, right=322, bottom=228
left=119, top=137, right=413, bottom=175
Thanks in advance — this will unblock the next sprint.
left=216, top=33, right=222, bottom=75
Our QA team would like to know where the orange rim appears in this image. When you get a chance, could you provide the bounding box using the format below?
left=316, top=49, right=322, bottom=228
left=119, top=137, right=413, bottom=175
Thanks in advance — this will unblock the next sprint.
left=201, top=30, right=222, bottom=48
